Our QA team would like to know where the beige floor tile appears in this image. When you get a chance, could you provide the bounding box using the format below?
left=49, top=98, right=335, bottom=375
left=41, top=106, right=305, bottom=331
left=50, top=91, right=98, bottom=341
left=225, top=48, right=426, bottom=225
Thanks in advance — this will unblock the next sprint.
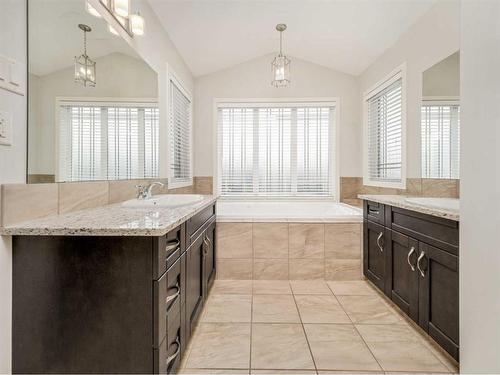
left=290, top=280, right=332, bottom=295
left=304, top=324, right=381, bottom=371
left=252, top=294, right=300, bottom=323
left=253, top=223, right=289, bottom=259
left=367, top=341, right=449, bottom=372
left=327, top=281, right=377, bottom=296
left=251, top=323, right=315, bottom=370
left=252, top=371, right=316, bottom=374
left=203, top=295, right=252, bottom=323
left=217, top=259, right=253, bottom=280
left=290, top=259, right=325, bottom=280
left=253, top=259, right=289, bottom=280
left=295, top=295, right=351, bottom=324
left=324, top=259, right=362, bottom=281
left=317, top=372, right=383, bottom=374
left=337, top=296, right=401, bottom=324
left=211, top=280, right=253, bottom=295
left=181, top=370, right=250, bottom=374
left=186, top=323, right=251, bottom=369
left=252, top=280, right=292, bottom=295
left=355, top=324, right=420, bottom=343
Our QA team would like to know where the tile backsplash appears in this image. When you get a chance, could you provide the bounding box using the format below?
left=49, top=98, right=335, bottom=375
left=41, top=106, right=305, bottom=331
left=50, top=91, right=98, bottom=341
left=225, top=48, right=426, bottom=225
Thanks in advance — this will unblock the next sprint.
left=0, top=176, right=214, bottom=227
left=340, top=177, right=459, bottom=207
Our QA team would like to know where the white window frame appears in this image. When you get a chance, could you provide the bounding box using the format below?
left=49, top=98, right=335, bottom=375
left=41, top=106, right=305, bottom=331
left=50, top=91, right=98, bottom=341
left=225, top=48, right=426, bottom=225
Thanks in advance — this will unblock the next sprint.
left=421, top=96, right=460, bottom=179
left=54, top=96, right=158, bottom=182
left=167, top=67, right=193, bottom=189
left=363, top=63, right=407, bottom=189
left=213, top=97, right=340, bottom=201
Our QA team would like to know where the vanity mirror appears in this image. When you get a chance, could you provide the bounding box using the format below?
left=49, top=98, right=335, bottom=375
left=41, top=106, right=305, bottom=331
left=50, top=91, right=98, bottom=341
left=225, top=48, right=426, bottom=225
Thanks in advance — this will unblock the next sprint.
left=28, top=0, right=159, bottom=183
left=421, top=51, right=460, bottom=179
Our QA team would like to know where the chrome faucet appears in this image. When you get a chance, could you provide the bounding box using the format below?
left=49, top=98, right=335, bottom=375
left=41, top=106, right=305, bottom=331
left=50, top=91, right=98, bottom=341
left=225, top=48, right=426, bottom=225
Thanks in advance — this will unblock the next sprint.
left=136, top=181, right=165, bottom=200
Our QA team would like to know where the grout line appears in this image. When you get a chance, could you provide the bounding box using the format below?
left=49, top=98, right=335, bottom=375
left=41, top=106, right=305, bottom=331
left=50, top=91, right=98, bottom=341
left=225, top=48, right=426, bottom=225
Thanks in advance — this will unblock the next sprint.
left=326, top=281, right=385, bottom=373
left=249, top=284, right=254, bottom=370
left=291, top=289, right=318, bottom=373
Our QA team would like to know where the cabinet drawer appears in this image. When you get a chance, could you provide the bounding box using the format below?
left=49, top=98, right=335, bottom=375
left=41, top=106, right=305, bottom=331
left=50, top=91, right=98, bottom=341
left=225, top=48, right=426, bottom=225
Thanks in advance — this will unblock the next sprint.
left=390, top=207, right=459, bottom=255
left=363, top=200, right=386, bottom=225
left=153, top=315, right=181, bottom=375
left=153, top=225, right=185, bottom=280
left=154, top=257, right=183, bottom=348
left=186, top=204, right=215, bottom=244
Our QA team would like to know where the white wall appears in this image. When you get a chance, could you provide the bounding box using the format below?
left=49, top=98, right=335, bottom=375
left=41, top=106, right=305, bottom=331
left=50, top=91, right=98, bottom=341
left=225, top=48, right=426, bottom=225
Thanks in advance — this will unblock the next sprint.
left=28, top=53, right=158, bottom=175
left=460, top=0, right=500, bottom=372
left=422, top=51, right=460, bottom=98
left=0, top=0, right=27, bottom=372
left=358, top=0, right=460, bottom=178
left=194, top=54, right=361, bottom=179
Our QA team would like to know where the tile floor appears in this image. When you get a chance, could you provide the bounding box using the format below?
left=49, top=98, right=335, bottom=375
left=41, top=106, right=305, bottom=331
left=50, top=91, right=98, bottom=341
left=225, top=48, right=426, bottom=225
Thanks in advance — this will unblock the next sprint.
left=180, top=280, right=459, bottom=374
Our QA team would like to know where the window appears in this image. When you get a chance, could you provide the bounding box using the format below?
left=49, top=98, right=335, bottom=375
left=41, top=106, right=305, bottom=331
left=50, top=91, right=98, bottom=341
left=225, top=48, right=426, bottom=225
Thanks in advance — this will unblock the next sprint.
left=421, top=101, right=460, bottom=179
left=364, top=69, right=405, bottom=188
left=168, top=76, right=192, bottom=188
left=58, top=99, right=159, bottom=182
left=217, top=101, right=336, bottom=197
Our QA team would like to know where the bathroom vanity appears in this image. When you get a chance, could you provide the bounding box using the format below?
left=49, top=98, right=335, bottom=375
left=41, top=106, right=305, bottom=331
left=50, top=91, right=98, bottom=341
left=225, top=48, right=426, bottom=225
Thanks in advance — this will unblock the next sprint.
left=360, top=195, right=459, bottom=361
left=4, top=197, right=217, bottom=374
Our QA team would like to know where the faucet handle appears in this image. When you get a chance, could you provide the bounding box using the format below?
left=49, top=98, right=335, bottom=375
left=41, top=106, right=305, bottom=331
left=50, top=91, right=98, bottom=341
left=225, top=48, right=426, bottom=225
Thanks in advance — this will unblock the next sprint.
left=135, top=185, right=148, bottom=200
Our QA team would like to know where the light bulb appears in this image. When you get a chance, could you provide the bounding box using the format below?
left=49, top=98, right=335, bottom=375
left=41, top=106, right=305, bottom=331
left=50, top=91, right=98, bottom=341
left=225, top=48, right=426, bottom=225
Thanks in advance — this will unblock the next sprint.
left=130, top=13, right=145, bottom=36
left=113, top=0, right=129, bottom=18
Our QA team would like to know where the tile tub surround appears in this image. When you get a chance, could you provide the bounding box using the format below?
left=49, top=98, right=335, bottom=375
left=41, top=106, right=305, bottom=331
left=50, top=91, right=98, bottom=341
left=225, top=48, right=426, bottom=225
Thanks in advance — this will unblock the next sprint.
left=340, top=177, right=460, bottom=207
left=179, top=279, right=458, bottom=374
left=0, top=176, right=213, bottom=227
left=358, top=194, right=459, bottom=221
left=216, top=222, right=362, bottom=280
left=0, top=195, right=217, bottom=236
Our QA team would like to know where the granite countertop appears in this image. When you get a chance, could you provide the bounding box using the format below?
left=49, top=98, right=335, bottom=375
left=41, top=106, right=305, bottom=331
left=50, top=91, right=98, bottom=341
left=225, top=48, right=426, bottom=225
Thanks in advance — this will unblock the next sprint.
left=0, top=195, right=217, bottom=236
left=358, top=195, right=459, bottom=221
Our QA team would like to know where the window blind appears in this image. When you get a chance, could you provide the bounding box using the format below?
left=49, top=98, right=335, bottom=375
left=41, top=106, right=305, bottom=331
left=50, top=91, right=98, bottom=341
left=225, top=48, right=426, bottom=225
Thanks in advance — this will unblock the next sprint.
left=58, top=101, right=159, bottom=182
left=366, top=77, right=403, bottom=183
left=421, top=103, right=460, bottom=179
left=169, top=80, right=192, bottom=186
left=218, top=102, right=335, bottom=197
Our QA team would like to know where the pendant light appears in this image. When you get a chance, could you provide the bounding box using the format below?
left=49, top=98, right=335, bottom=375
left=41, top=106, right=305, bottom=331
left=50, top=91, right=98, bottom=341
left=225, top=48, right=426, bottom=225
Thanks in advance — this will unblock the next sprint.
left=271, top=24, right=291, bottom=88
left=74, top=24, right=96, bottom=87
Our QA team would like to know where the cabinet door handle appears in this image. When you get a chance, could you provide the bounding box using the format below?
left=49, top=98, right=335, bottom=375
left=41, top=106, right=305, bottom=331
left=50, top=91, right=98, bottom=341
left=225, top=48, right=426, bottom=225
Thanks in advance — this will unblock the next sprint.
left=206, top=236, right=212, bottom=251
left=368, top=208, right=380, bottom=215
left=166, top=282, right=180, bottom=304
left=407, top=246, right=416, bottom=271
left=202, top=237, right=208, bottom=256
left=166, top=336, right=181, bottom=366
left=376, top=232, right=384, bottom=252
left=417, top=251, right=426, bottom=277
left=165, top=239, right=180, bottom=253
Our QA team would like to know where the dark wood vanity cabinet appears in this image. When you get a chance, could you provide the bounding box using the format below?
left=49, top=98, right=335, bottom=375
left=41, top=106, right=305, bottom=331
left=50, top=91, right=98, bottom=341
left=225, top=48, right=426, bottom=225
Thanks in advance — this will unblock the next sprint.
left=12, top=203, right=216, bottom=374
left=363, top=200, right=459, bottom=361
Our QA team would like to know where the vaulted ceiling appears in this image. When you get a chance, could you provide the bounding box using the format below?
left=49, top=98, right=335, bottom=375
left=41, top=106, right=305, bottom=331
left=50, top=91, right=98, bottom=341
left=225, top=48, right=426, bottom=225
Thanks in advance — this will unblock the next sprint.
left=148, top=0, right=436, bottom=77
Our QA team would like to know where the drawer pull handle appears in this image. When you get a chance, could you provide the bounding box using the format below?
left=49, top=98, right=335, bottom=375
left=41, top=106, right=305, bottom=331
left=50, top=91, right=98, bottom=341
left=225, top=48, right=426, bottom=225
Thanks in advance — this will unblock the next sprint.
left=165, top=240, right=180, bottom=253
left=368, top=208, right=380, bottom=215
left=417, top=251, right=426, bottom=277
left=166, top=282, right=180, bottom=304
left=202, top=237, right=209, bottom=256
left=407, top=246, right=416, bottom=272
left=166, top=336, right=181, bottom=366
left=376, top=232, right=384, bottom=252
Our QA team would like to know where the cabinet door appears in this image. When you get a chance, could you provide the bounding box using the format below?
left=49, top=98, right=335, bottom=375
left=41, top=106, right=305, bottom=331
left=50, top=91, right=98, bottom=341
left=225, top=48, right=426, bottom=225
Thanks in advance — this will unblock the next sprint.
left=185, top=233, right=204, bottom=342
left=385, top=230, right=419, bottom=322
left=203, top=219, right=216, bottom=297
left=363, top=220, right=387, bottom=292
left=417, top=242, right=459, bottom=361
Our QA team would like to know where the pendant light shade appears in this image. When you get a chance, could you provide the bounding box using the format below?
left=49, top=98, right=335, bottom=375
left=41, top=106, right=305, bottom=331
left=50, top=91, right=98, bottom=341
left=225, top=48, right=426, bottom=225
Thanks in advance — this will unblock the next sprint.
left=74, top=24, right=96, bottom=87
left=130, top=13, right=145, bottom=36
left=271, top=24, right=291, bottom=87
left=113, top=0, right=130, bottom=18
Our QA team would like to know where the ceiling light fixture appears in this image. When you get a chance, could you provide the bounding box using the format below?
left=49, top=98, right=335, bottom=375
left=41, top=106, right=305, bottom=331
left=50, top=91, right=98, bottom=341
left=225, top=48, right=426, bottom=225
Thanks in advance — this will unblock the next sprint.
left=271, top=23, right=291, bottom=88
left=74, top=24, right=96, bottom=87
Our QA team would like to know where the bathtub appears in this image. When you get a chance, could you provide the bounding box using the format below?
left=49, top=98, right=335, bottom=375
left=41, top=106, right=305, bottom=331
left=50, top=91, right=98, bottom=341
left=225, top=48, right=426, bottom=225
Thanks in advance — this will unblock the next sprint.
left=216, top=200, right=363, bottom=223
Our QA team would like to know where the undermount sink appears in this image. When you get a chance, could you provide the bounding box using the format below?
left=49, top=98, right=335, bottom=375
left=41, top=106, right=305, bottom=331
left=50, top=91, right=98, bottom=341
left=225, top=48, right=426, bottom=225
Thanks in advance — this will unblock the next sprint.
left=121, top=194, right=204, bottom=209
left=404, top=197, right=459, bottom=211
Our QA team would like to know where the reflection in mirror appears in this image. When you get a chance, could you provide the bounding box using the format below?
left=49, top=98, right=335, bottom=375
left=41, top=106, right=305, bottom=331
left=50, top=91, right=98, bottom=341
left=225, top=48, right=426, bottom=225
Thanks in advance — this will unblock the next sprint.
left=28, top=0, right=158, bottom=183
left=421, top=51, right=460, bottom=179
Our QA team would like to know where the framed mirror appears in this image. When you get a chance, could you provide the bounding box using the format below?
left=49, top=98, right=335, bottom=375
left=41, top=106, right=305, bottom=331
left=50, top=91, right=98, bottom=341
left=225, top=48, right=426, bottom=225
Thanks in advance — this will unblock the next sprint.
left=421, top=51, right=460, bottom=180
left=27, top=0, right=159, bottom=183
